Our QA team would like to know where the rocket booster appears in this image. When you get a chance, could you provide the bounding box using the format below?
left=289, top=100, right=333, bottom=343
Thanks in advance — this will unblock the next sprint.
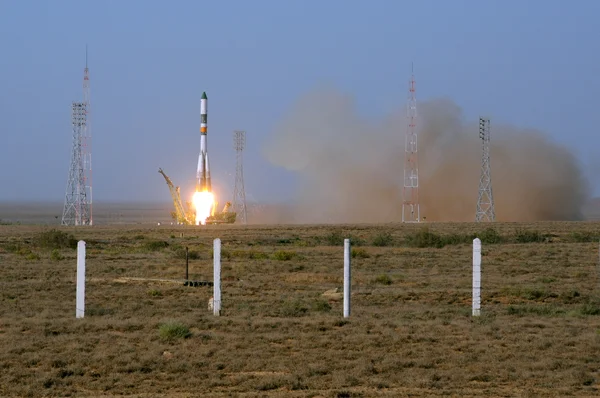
left=196, top=92, right=211, bottom=192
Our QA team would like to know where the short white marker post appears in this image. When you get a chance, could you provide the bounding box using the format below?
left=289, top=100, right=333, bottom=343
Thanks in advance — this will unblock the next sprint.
left=472, top=238, right=481, bottom=316
left=343, top=238, right=351, bottom=318
left=213, top=238, right=221, bottom=316
left=76, top=240, right=86, bottom=319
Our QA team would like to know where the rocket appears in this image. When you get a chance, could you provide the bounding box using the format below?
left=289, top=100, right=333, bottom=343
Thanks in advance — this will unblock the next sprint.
left=196, top=91, right=211, bottom=192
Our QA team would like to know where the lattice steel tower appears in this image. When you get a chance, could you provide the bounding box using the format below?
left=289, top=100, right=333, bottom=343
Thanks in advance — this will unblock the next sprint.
left=475, top=117, right=495, bottom=222
left=232, top=130, right=248, bottom=225
left=62, top=49, right=93, bottom=226
left=402, top=65, right=420, bottom=223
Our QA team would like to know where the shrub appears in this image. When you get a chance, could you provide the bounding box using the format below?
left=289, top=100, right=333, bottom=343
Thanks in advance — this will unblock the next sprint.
left=256, top=378, right=285, bottom=391
left=558, top=289, right=582, bottom=304
left=404, top=228, right=506, bottom=248
left=280, top=299, right=309, bottom=317
left=42, top=378, right=56, bottom=388
left=351, top=248, right=370, bottom=258
left=26, top=252, right=41, bottom=261
left=312, top=300, right=332, bottom=312
left=50, top=249, right=64, bottom=261
left=272, top=250, right=297, bottom=261
left=35, top=229, right=77, bottom=250
left=523, top=287, right=552, bottom=301
left=405, top=228, right=445, bottom=248
left=324, top=230, right=344, bottom=246
left=349, top=236, right=365, bottom=246
left=6, top=243, right=36, bottom=257
left=514, top=229, right=547, bottom=243
left=18, top=246, right=31, bottom=256
left=87, top=306, right=115, bottom=316
left=580, top=303, right=600, bottom=316
left=372, top=232, right=394, bottom=247
left=159, top=321, right=191, bottom=341
left=4, top=243, right=21, bottom=253
left=333, top=319, right=349, bottom=327
left=373, top=274, right=393, bottom=285
left=230, top=250, right=269, bottom=260
left=439, top=233, right=470, bottom=246
left=295, top=238, right=319, bottom=247
left=321, top=230, right=364, bottom=246
left=579, top=298, right=600, bottom=316
left=249, top=251, right=269, bottom=260
left=171, top=246, right=200, bottom=260
left=506, top=304, right=565, bottom=317
left=276, top=237, right=300, bottom=244
left=475, top=228, right=504, bottom=244
left=142, top=240, right=169, bottom=251
left=570, top=231, right=600, bottom=243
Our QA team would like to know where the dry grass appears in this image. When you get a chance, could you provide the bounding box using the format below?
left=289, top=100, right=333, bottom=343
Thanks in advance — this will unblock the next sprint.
left=1, top=222, right=600, bottom=397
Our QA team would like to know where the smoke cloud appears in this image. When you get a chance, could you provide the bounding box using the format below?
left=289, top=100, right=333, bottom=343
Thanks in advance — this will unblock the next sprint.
left=263, top=87, right=589, bottom=223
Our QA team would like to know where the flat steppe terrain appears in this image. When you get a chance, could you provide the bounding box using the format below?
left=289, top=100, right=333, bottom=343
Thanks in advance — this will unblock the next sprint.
left=1, top=222, right=600, bottom=397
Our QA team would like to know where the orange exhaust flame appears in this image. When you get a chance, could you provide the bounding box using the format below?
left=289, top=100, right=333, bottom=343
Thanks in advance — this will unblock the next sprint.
left=192, top=190, right=215, bottom=225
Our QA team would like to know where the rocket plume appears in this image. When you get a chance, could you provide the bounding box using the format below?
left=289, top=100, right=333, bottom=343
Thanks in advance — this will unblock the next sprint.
left=263, top=87, right=590, bottom=223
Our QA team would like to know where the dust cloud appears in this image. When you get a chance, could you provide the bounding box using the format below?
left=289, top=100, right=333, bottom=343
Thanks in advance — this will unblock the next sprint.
left=263, top=87, right=589, bottom=223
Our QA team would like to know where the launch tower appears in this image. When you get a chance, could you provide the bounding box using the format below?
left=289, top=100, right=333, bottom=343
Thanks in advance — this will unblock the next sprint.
left=475, top=117, right=495, bottom=222
left=232, top=130, right=248, bottom=225
left=402, top=65, right=420, bottom=223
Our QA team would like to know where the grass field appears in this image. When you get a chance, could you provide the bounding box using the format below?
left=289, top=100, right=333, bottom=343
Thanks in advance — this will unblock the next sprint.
left=1, top=222, right=600, bottom=397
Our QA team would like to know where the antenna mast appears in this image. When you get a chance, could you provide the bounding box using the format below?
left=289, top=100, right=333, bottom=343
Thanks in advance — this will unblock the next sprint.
left=83, top=45, right=93, bottom=225
left=475, top=117, right=495, bottom=222
left=232, top=130, right=248, bottom=225
left=402, top=64, right=420, bottom=223
left=61, top=48, right=92, bottom=226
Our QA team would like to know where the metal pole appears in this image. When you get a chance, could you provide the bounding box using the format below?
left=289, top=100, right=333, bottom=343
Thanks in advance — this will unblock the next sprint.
left=472, top=238, right=481, bottom=316
left=213, top=239, right=221, bottom=316
left=343, top=238, right=351, bottom=318
left=76, top=240, right=86, bottom=318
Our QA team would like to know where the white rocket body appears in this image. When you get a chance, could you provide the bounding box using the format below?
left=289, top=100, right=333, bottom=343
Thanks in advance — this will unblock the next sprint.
left=196, top=92, right=211, bottom=191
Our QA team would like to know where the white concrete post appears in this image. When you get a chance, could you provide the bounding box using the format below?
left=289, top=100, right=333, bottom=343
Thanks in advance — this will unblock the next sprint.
left=76, top=240, right=86, bottom=319
left=343, top=238, right=351, bottom=318
left=472, top=238, right=481, bottom=316
left=213, top=238, right=221, bottom=316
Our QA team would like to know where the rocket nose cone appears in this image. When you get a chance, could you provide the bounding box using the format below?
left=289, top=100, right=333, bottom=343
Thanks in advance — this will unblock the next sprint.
left=201, top=92, right=207, bottom=99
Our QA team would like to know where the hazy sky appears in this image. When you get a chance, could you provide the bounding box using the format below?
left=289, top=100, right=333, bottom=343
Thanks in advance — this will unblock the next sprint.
left=1, top=0, right=599, bottom=203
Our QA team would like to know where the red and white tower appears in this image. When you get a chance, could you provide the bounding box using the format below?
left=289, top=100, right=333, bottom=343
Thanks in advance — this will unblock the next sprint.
left=82, top=47, right=93, bottom=225
left=61, top=47, right=92, bottom=226
left=402, top=65, right=420, bottom=223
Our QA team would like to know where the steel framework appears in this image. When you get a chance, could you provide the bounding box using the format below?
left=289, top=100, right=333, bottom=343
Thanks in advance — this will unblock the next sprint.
left=402, top=65, right=420, bottom=222
left=232, top=130, right=248, bottom=225
left=475, top=117, right=495, bottom=222
left=62, top=50, right=92, bottom=226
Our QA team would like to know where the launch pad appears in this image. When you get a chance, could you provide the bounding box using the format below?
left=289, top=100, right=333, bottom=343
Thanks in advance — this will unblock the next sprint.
left=158, top=168, right=236, bottom=225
